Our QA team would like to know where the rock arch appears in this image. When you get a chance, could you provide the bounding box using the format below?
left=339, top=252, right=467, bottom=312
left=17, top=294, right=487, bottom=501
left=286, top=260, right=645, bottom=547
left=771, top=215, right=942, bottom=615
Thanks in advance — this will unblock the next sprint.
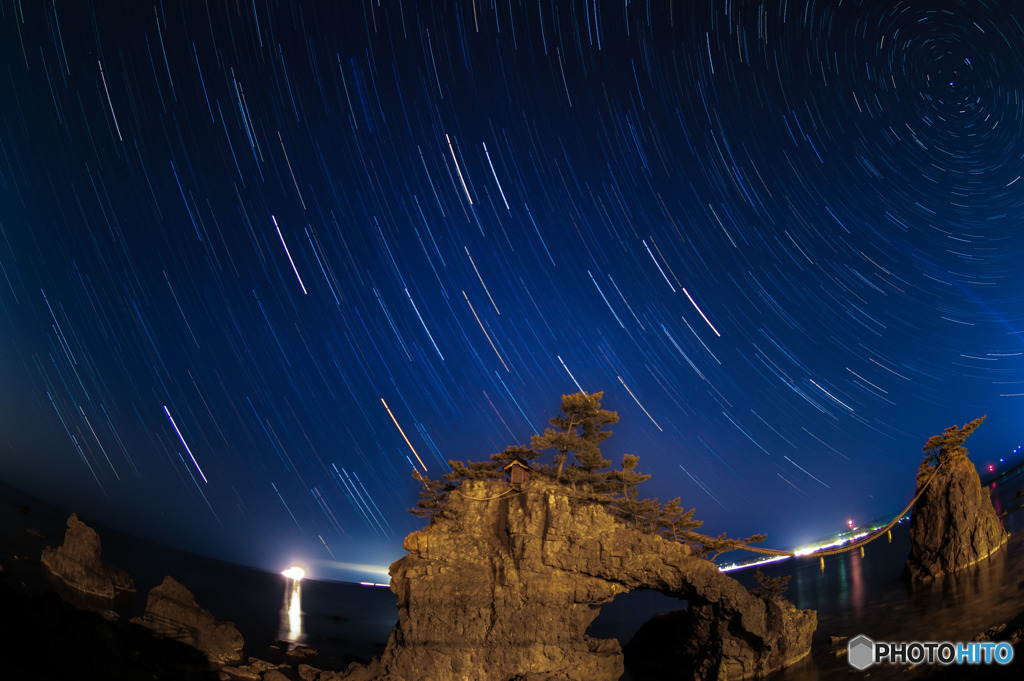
left=342, top=480, right=815, bottom=681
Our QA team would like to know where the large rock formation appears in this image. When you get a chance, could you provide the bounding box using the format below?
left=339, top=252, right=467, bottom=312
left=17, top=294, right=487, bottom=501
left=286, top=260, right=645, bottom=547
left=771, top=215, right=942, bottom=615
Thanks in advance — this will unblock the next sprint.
left=904, top=452, right=1008, bottom=582
left=341, top=479, right=815, bottom=681
left=40, top=512, right=135, bottom=599
left=132, top=575, right=244, bottom=665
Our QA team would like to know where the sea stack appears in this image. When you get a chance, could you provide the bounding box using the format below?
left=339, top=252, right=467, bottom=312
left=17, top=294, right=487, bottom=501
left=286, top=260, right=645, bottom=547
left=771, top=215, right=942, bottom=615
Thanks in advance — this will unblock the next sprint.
left=131, top=575, right=245, bottom=666
left=904, top=417, right=1008, bottom=582
left=40, top=512, right=135, bottom=599
left=341, top=478, right=816, bottom=681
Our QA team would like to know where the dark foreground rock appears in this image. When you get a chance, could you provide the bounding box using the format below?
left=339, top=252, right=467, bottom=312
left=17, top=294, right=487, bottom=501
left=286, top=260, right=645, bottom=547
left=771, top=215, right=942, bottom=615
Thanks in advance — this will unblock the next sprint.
left=340, top=479, right=816, bottom=681
left=0, top=576, right=216, bottom=681
left=905, top=453, right=1008, bottom=582
left=40, top=512, right=136, bottom=599
left=922, top=610, right=1024, bottom=680
left=624, top=593, right=816, bottom=680
left=132, top=575, right=245, bottom=666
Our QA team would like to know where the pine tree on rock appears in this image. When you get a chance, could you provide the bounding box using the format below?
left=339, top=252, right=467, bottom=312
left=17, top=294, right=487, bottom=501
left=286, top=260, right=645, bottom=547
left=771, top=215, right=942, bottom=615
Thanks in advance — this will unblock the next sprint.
left=530, top=391, right=618, bottom=486
left=409, top=470, right=454, bottom=518
left=446, top=445, right=542, bottom=483
left=409, top=389, right=769, bottom=563
left=611, top=454, right=656, bottom=526
left=490, top=444, right=540, bottom=471
left=444, top=459, right=503, bottom=482
left=656, top=497, right=703, bottom=543
left=689, top=531, right=769, bottom=561
left=618, top=454, right=651, bottom=494
left=917, top=416, right=987, bottom=484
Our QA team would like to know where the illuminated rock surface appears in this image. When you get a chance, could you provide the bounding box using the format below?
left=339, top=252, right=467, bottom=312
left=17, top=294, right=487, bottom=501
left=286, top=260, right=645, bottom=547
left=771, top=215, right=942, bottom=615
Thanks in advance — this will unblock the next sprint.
left=340, top=479, right=816, bottom=681
left=40, top=512, right=135, bottom=599
left=905, top=454, right=1009, bottom=582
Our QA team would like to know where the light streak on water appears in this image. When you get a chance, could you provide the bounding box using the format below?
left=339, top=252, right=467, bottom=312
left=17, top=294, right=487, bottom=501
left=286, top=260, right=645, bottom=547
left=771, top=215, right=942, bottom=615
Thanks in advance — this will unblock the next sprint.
left=279, top=566, right=305, bottom=645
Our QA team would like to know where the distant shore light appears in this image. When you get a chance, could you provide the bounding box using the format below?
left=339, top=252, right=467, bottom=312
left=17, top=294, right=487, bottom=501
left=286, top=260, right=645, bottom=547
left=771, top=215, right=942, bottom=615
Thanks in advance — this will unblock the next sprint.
left=282, top=566, right=305, bottom=580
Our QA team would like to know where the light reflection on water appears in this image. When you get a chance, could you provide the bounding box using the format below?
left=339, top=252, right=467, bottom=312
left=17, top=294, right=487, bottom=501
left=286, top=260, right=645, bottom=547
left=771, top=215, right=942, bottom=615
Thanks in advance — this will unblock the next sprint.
left=607, top=466, right=1024, bottom=680
left=750, top=468, right=1024, bottom=680
left=768, top=530, right=1024, bottom=680
left=3, top=469, right=1022, bottom=677
left=279, top=575, right=305, bottom=646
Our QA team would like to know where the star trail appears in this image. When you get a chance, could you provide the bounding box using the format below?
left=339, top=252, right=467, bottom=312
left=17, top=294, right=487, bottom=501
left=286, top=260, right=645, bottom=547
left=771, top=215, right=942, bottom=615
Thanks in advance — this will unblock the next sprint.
left=1, top=0, right=1023, bottom=581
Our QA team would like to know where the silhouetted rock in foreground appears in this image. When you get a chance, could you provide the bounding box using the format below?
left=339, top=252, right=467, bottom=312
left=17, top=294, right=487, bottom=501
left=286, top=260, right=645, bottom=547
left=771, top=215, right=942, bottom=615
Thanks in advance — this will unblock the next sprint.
left=624, top=591, right=817, bottom=680
left=132, top=575, right=244, bottom=666
left=40, top=512, right=135, bottom=599
left=341, top=479, right=816, bottom=681
left=0, top=577, right=215, bottom=681
left=905, top=453, right=1008, bottom=582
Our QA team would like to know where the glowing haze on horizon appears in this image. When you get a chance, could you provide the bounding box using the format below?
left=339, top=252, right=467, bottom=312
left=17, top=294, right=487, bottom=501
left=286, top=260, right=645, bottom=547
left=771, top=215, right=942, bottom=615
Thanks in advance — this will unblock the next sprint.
left=1, top=1, right=1023, bottom=582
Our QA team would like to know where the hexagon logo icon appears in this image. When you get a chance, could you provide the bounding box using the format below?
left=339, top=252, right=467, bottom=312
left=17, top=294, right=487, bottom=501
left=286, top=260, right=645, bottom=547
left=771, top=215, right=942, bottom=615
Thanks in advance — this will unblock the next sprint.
left=848, top=634, right=875, bottom=670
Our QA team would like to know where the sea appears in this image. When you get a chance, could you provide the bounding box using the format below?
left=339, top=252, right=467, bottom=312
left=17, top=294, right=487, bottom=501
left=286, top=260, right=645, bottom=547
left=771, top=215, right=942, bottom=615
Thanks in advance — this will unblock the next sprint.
left=3, top=464, right=1024, bottom=680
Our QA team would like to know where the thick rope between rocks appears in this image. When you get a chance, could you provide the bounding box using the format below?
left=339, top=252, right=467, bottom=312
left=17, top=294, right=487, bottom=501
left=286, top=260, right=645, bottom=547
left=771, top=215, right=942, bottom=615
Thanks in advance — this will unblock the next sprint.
left=447, top=458, right=952, bottom=562
left=735, top=456, right=951, bottom=558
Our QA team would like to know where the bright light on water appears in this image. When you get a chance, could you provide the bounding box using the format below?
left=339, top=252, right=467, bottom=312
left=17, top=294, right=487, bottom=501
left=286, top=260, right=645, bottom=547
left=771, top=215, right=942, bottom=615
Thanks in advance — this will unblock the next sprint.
left=279, top=565, right=305, bottom=644
left=282, top=566, right=305, bottom=580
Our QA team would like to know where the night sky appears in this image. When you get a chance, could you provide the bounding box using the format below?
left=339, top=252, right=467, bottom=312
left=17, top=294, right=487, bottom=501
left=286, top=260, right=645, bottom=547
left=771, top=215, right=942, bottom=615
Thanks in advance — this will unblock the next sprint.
left=2, top=0, right=1023, bottom=583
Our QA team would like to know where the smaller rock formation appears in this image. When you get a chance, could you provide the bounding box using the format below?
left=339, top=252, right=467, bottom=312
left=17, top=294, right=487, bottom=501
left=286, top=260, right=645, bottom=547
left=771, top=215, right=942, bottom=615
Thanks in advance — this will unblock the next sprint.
left=217, top=660, right=349, bottom=681
left=298, top=663, right=328, bottom=681
left=904, top=417, right=1009, bottom=582
left=263, top=671, right=292, bottom=681
left=218, top=658, right=292, bottom=680
left=23, top=525, right=44, bottom=539
left=218, top=658, right=275, bottom=680
left=132, top=575, right=244, bottom=665
left=40, top=512, right=135, bottom=599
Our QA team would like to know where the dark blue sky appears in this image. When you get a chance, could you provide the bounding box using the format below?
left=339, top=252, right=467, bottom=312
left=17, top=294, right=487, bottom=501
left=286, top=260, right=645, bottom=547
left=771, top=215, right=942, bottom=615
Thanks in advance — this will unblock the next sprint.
left=1, top=0, right=1022, bottom=582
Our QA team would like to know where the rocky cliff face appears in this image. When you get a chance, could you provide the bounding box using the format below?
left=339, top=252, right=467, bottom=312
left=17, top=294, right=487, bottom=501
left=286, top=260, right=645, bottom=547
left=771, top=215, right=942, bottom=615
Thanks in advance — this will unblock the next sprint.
left=905, top=454, right=1008, bottom=582
left=40, top=513, right=135, bottom=599
left=132, top=575, right=244, bottom=665
left=342, top=480, right=815, bottom=681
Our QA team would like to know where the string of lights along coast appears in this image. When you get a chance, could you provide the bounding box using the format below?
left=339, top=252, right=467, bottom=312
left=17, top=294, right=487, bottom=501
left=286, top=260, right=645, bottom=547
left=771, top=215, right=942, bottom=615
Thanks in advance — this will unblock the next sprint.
left=1, top=0, right=1023, bottom=580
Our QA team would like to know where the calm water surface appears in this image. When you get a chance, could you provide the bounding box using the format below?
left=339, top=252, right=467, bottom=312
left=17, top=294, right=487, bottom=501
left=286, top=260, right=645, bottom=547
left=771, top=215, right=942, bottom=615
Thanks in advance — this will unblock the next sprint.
left=599, top=465, right=1024, bottom=680
left=3, top=467, right=1024, bottom=679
